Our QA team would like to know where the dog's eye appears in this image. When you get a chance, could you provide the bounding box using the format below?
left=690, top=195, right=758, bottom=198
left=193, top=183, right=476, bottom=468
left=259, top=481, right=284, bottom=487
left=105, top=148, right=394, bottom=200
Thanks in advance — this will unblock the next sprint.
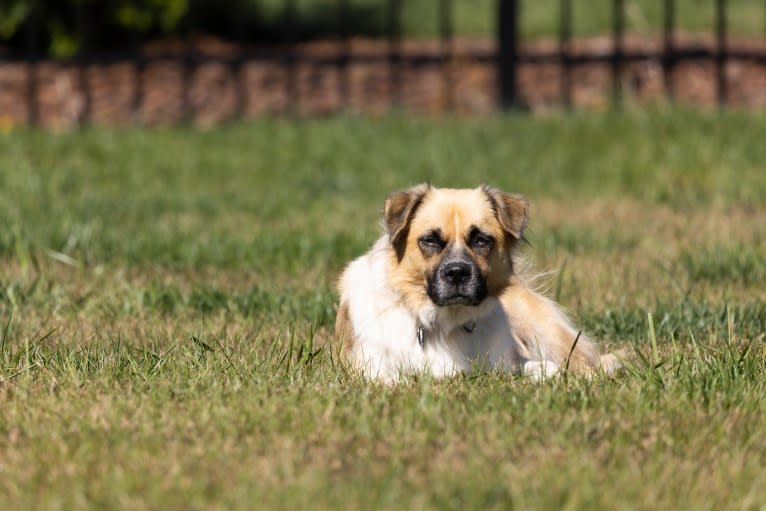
left=418, top=232, right=445, bottom=251
left=469, top=231, right=494, bottom=250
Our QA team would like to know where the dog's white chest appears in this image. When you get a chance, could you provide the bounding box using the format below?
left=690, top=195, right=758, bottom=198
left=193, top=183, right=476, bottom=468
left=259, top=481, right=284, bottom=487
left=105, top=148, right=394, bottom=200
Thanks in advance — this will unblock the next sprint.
left=340, top=240, right=523, bottom=381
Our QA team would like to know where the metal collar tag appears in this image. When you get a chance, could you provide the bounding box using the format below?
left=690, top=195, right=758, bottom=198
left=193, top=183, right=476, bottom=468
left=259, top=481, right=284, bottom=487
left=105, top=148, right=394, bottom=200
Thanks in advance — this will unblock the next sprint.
left=417, top=324, right=426, bottom=348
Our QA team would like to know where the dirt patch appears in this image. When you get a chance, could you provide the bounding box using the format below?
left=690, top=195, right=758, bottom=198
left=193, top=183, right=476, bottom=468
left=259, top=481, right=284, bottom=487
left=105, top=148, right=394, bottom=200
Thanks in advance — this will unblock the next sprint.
left=1, top=34, right=765, bottom=128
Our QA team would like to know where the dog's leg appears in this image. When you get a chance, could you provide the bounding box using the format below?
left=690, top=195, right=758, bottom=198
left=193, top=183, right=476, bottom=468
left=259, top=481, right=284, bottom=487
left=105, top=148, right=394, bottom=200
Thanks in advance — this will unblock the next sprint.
left=599, top=353, right=622, bottom=374
left=522, top=359, right=560, bottom=380
left=501, top=281, right=601, bottom=371
left=521, top=355, right=622, bottom=380
left=334, top=300, right=355, bottom=352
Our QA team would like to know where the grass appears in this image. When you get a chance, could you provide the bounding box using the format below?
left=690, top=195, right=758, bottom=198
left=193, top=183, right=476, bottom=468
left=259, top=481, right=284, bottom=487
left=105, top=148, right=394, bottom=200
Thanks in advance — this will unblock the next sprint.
left=1, top=109, right=766, bottom=509
left=278, top=0, right=766, bottom=39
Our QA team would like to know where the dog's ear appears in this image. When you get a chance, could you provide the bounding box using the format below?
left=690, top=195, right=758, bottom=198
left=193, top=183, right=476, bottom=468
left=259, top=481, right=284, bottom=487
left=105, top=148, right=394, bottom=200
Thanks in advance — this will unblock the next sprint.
left=482, top=186, right=529, bottom=240
left=384, top=183, right=430, bottom=257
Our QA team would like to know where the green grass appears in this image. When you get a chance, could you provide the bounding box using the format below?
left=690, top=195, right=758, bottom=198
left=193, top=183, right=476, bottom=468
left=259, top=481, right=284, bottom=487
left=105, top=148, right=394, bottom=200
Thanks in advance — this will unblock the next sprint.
left=516, top=0, right=766, bottom=39
left=1, top=109, right=766, bottom=509
left=268, top=0, right=766, bottom=39
left=346, top=0, right=765, bottom=38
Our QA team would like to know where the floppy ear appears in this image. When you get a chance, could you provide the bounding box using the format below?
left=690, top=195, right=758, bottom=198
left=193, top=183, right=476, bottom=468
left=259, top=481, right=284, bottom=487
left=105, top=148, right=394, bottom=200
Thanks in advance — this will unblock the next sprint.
left=384, top=183, right=430, bottom=257
left=482, top=186, right=529, bottom=240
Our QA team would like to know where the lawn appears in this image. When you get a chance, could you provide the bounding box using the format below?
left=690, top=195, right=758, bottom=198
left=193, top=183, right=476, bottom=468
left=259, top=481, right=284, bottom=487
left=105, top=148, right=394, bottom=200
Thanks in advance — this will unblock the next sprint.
left=1, top=109, right=766, bottom=509
left=281, top=0, right=766, bottom=39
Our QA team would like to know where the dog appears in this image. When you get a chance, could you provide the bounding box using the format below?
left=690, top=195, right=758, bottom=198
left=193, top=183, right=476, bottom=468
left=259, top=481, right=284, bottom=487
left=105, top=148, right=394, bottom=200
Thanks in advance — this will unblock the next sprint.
left=335, top=184, right=619, bottom=381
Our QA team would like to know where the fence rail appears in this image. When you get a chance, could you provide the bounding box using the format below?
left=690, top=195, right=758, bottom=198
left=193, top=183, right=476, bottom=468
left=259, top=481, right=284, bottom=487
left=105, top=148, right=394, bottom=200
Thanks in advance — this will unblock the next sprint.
left=1, top=0, right=766, bottom=126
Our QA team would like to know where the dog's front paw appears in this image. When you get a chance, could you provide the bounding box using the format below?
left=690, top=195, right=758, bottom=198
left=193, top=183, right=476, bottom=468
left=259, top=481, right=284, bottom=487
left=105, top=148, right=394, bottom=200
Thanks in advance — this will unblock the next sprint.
left=599, top=353, right=622, bottom=374
left=522, top=360, right=559, bottom=381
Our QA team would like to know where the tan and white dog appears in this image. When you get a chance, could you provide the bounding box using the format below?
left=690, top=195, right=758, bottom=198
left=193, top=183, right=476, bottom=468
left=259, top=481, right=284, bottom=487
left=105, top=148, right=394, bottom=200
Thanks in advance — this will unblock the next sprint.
left=335, top=184, right=618, bottom=382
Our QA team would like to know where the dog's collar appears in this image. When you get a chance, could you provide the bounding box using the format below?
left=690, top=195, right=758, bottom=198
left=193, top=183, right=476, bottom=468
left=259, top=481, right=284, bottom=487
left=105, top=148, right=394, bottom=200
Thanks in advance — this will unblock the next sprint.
left=417, top=320, right=477, bottom=349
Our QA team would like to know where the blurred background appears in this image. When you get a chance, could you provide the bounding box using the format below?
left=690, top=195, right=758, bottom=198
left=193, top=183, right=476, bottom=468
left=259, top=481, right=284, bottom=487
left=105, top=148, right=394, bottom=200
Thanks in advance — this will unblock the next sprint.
left=1, top=0, right=766, bottom=128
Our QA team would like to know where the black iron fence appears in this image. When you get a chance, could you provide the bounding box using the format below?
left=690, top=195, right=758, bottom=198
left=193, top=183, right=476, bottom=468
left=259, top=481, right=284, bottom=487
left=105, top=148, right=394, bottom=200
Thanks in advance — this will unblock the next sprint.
left=1, top=0, right=766, bottom=126
left=499, top=0, right=766, bottom=109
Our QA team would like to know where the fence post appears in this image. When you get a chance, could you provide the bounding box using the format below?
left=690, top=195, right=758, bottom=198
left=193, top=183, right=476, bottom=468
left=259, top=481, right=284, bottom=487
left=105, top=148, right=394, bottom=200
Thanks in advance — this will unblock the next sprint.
left=25, top=0, right=40, bottom=126
left=337, top=0, right=351, bottom=108
left=439, top=0, right=454, bottom=109
left=131, top=0, right=146, bottom=125
left=715, top=0, right=727, bottom=107
left=611, top=0, right=624, bottom=106
left=497, top=0, right=520, bottom=110
left=559, top=0, right=572, bottom=108
left=181, top=3, right=194, bottom=123
left=76, top=0, right=91, bottom=125
left=662, top=0, right=675, bottom=99
left=233, top=0, right=248, bottom=120
left=285, top=0, right=299, bottom=113
left=388, top=0, right=403, bottom=107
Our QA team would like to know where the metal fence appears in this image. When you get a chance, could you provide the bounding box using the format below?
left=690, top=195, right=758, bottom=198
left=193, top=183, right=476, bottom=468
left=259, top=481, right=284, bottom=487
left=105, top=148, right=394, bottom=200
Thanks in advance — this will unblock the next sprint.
left=2, top=0, right=766, bottom=126
left=498, top=0, right=766, bottom=109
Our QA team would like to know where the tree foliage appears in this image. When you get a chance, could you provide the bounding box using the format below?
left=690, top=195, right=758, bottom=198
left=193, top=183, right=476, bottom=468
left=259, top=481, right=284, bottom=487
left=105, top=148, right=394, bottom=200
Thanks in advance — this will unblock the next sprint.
left=0, top=0, right=388, bottom=56
left=1, top=0, right=189, bottom=56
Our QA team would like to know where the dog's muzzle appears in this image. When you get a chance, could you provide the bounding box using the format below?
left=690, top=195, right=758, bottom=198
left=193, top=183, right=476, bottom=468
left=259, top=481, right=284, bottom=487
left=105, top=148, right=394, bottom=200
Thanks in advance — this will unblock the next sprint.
left=427, top=252, right=487, bottom=306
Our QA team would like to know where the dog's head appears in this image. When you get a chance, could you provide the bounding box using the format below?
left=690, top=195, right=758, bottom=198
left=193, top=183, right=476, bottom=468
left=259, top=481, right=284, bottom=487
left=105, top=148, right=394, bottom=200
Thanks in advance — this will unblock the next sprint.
left=385, top=183, right=528, bottom=311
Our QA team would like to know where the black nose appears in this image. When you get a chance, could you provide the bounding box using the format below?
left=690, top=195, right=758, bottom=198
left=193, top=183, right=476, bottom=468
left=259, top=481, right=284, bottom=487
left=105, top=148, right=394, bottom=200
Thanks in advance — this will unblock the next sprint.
left=442, top=261, right=471, bottom=285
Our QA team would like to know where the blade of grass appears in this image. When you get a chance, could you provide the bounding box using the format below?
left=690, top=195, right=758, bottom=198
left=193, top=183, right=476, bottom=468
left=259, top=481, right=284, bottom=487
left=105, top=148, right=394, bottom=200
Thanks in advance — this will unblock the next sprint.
left=212, top=336, right=246, bottom=382
left=648, top=312, right=660, bottom=366
left=1, top=310, right=13, bottom=358
left=564, top=330, right=582, bottom=373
